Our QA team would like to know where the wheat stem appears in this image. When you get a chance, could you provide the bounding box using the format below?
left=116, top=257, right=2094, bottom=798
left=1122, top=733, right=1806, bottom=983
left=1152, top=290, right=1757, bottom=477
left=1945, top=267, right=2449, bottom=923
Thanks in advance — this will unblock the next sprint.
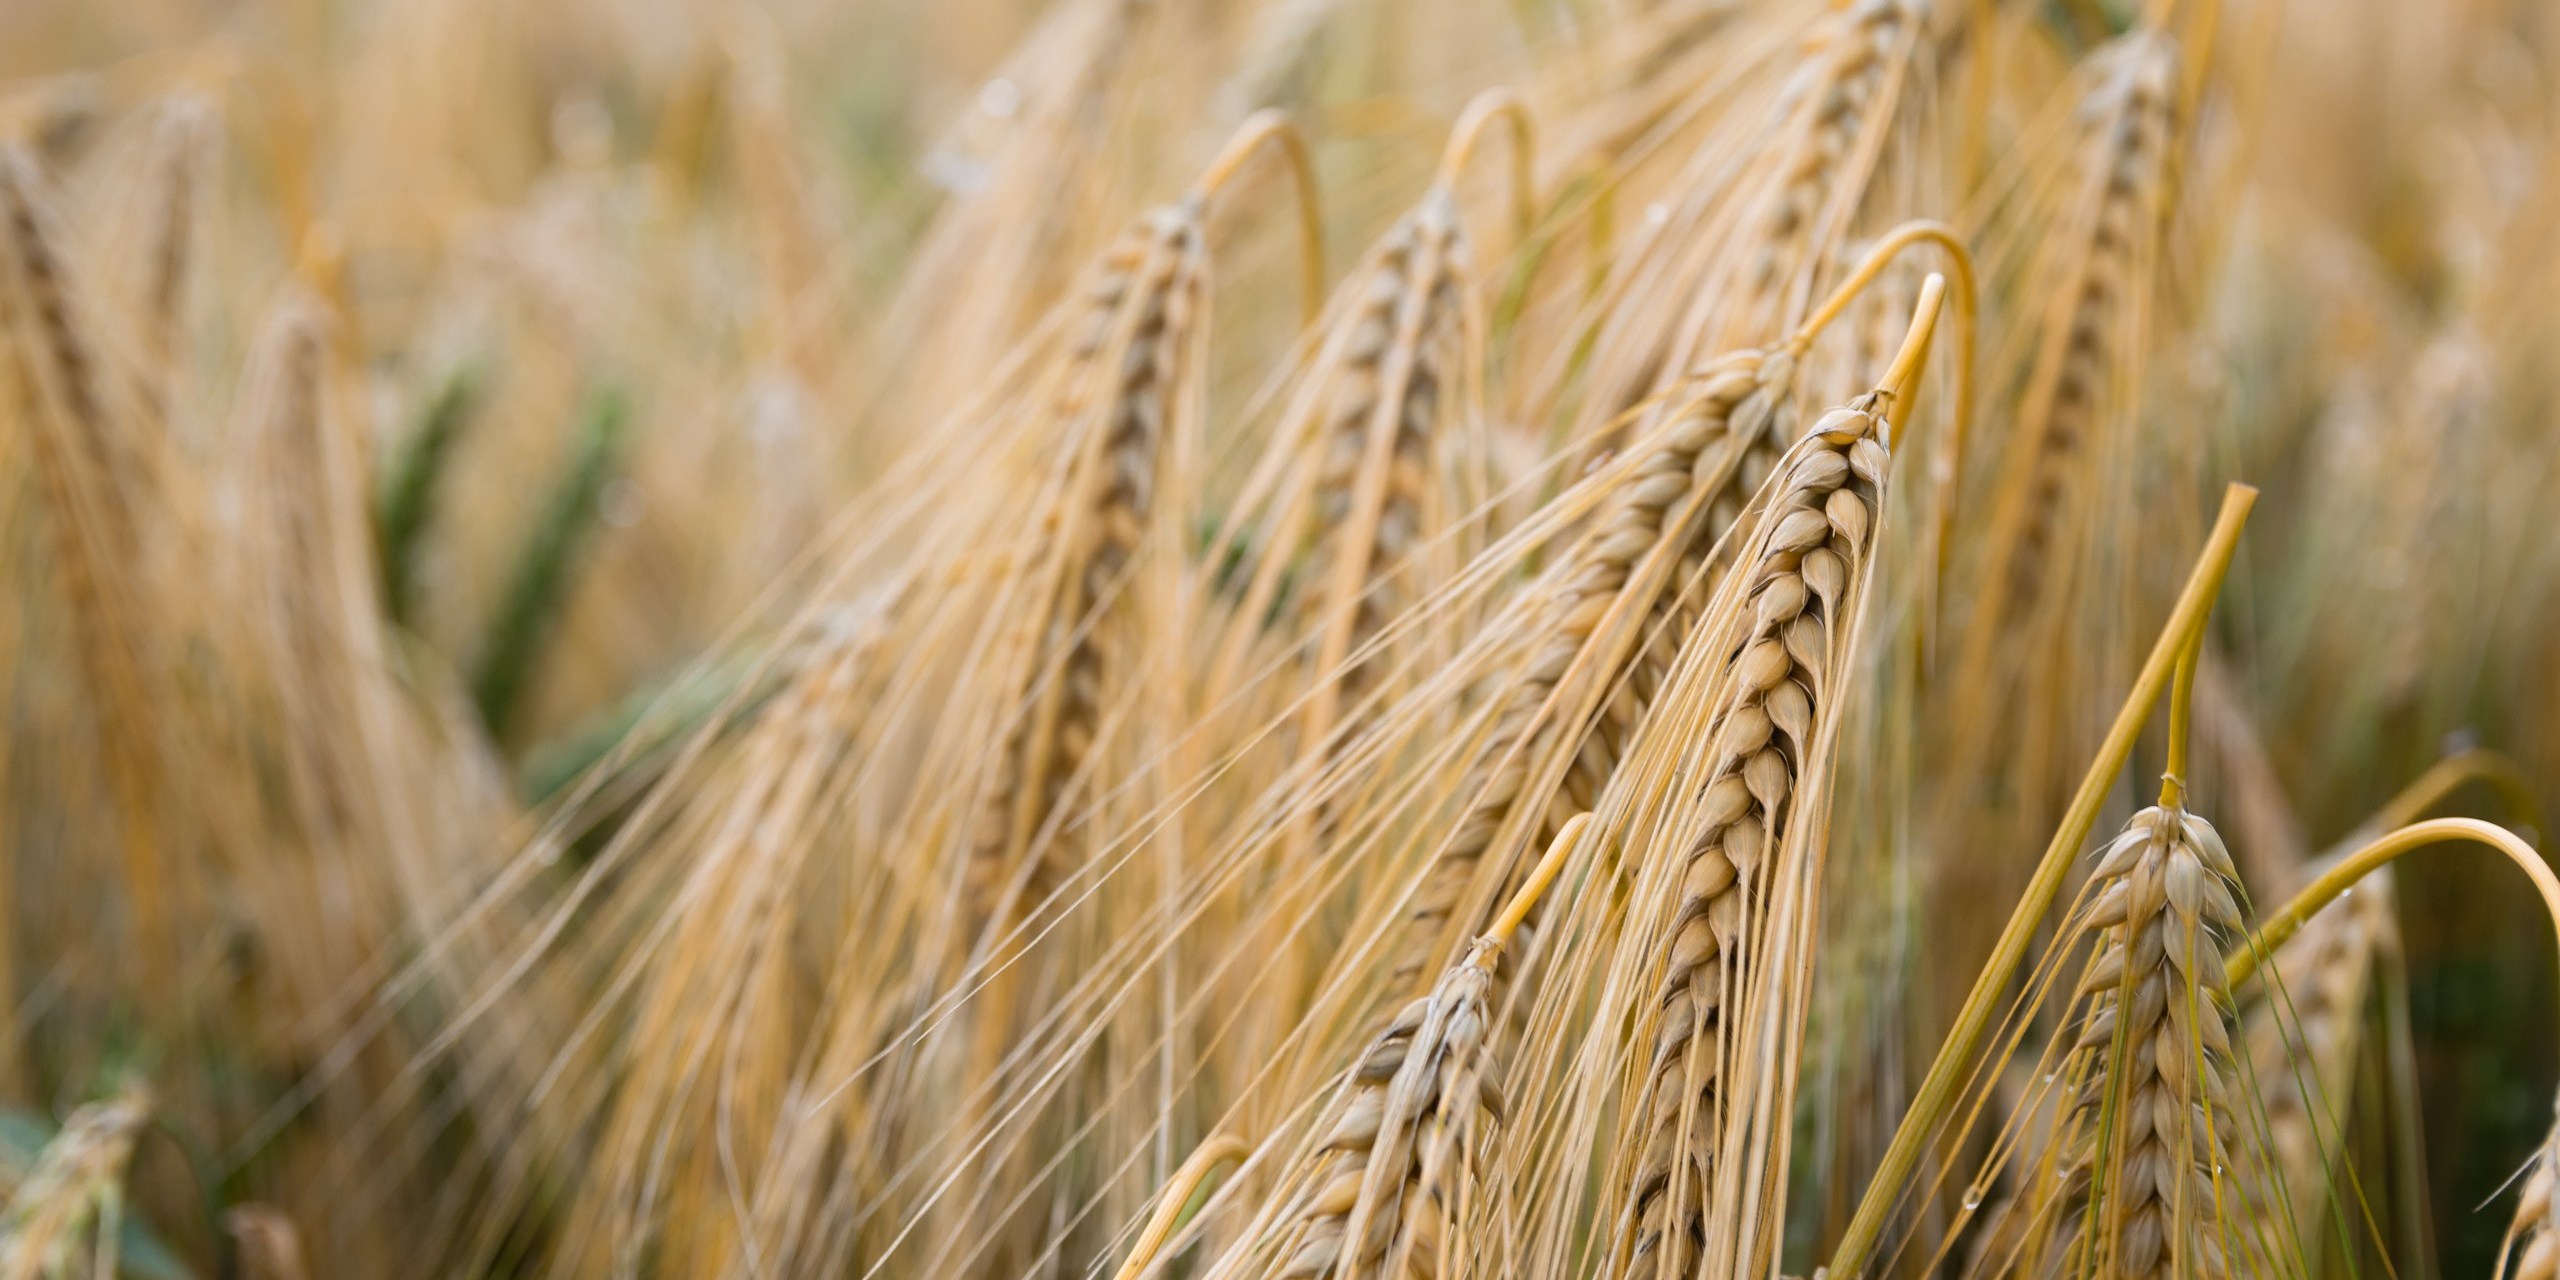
left=1193, top=109, right=1325, bottom=324
left=1435, top=90, right=1537, bottom=243
left=1878, top=273, right=1948, bottom=438
left=1114, top=1135, right=1249, bottom=1280
left=2225, top=819, right=2560, bottom=1000
left=2362, top=748, right=2545, bottom=838
left=2160, top=627, right=2202, bottom=809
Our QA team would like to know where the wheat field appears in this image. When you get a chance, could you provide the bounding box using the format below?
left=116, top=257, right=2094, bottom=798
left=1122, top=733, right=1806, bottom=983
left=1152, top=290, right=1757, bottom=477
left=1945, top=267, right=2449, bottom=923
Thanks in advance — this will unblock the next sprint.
left=1, top=0, right=2557, bottom=1276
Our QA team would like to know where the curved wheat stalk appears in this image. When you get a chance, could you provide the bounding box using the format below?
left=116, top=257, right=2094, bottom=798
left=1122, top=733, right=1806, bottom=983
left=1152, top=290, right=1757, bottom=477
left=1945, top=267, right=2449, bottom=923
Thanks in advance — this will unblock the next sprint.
left=1112, top=1134, right=1250, bottom=1280
left=2229, top=744, right=2540, bottom=1265
left=2222, top=819, right=2560, bottom=1280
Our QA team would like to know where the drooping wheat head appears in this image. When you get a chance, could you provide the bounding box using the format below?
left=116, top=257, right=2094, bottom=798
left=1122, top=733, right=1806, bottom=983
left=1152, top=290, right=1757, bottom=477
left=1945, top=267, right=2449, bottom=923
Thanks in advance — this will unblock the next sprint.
left=1611, top=390, right=1897, bottom=1280
left=1210, top=817, right=1589, bottom=1280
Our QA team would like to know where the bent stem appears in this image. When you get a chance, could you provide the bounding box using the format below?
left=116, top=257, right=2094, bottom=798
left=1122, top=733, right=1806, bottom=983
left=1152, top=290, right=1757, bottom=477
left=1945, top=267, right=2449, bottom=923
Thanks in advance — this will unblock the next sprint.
left=2227, top=818, right=2560, bottom=1001
left=1111, top=1134, right=1251, bottom=1280
left=1788, top=220, right=1980, bottom=597
left=1436, top=89, right=1537, bottom=243
left=1825, top=482, right=2259, bottom=1279
left=1192, top=109, right=1325, bottom=325
left=1878, top=273, right=1948, bottom=445
left=1787, top=220, right=1978, bottom=469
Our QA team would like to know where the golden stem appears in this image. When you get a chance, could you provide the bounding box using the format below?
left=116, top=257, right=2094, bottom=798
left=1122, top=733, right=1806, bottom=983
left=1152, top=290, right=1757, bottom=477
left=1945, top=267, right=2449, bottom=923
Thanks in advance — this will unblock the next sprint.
left=2227, top=818, right=2560, bottom=1000
left=1435, top=89, right=1538, bottom=243
left=2159, top=627, right=2202, bottom=809
left=1192, top=109, right=1326, bottom=326
left=1110, top=1134, right=1250, bottom=1280
left=1490, top=812, right=1591, bottom=945
left=2362, top=747, right=2546, bottom=840
left=1879, top=273, right=1948, bottom=446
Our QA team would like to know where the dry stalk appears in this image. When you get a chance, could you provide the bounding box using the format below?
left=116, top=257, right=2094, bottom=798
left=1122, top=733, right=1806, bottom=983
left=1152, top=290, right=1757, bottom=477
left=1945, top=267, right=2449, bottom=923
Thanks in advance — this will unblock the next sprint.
left=566, top=607, right=903, bottom=1278
left=1396, top=351, right=1799, bottom=998
left=1294, top=187, right=1469, bottom=734
left=1564, top=0, right=1923, bottom=454
left=908, top=117, right=1313, bottom=1276
left=0, top=144, right=183, bottom=1002
left=862, top=0, right=1153, bottom=445
left=1206, top=173, right=1479, bottom=826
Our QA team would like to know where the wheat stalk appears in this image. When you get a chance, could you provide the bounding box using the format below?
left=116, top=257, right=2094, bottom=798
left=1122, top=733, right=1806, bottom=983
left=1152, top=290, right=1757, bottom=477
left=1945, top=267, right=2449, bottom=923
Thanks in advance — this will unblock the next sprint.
left=1828, top=485, right=2259, bottom=1278
left=0, top=144, right=188, bottom=1005
left=962, top=199, right=1207, bottom=948
left=1949, top=32, right=2182, bottom=766
left=1555, top=0, right=1928, bottom=453
left=2036, top=804, right=2254, bottom=1278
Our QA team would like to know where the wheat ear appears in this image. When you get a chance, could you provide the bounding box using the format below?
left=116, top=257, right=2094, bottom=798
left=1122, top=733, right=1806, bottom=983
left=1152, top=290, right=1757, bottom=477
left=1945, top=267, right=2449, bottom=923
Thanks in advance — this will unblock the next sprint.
left=1614, top=387, right=1897, bottom=1280
left=1220, top=816, right=1590, bottom=1280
